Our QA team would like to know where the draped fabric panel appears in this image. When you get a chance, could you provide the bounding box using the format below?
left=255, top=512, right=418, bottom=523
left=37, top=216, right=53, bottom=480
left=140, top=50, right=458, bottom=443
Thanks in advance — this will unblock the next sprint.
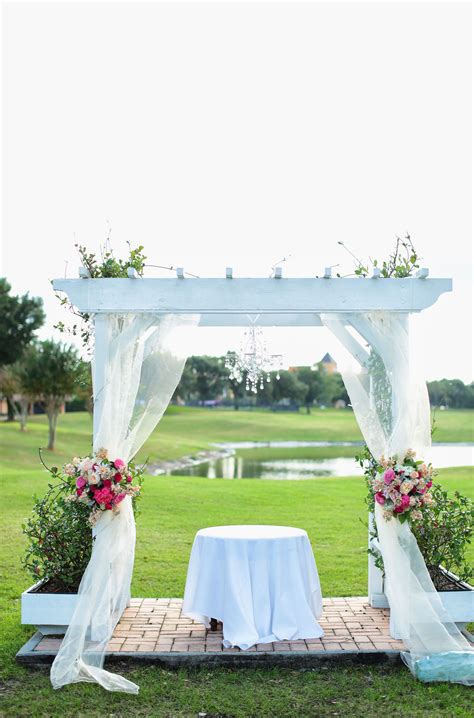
left=321, top=311, right=474, bottom=685
left=51, top=313, right=199, bottom=694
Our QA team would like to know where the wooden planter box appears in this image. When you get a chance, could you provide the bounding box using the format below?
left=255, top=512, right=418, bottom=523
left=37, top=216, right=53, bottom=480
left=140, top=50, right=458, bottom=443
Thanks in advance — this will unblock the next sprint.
left=21, top=580, right=78, bottom=635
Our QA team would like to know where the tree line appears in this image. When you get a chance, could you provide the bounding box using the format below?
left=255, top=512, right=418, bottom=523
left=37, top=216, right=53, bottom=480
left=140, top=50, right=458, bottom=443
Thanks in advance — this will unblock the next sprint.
left=173, top=356, right=474, bottom=410
left=174, top=354, right=349, bottom=410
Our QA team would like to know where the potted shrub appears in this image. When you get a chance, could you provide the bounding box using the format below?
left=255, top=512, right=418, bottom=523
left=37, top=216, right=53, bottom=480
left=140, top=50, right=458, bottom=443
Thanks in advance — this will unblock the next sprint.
left=368, top=482, right=473, bottom=623
left=21, top=467, right=92, bottom=635
left=21, top=451, right=144, bottom=635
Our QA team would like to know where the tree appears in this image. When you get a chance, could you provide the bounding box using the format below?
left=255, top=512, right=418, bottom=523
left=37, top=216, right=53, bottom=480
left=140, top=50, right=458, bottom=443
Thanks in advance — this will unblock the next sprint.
left=270, top=370, right=307, bottom=405
left=20, top=341, right=81, bottom=450
left=0, top=278, right=45, bottom=365
left=294, top=367, right=325, bottom=413
left=318, top=371, right=348, bottom=407
left=187, top=356, right=228, bottom=402
left=0, top=354, right=37, bottom=431
left=0, top=279, right=45, bottom=419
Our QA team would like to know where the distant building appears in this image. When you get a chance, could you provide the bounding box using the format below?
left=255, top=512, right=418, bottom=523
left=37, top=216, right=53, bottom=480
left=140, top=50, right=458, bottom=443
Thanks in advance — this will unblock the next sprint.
left=320, top=353, right=337, bottom=375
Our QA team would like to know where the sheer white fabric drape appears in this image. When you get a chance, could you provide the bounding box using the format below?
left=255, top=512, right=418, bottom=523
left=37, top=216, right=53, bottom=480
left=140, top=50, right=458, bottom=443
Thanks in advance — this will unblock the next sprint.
left=321, top=311, right=474, bottom=685
left=51, top=313, right=199, bottom=694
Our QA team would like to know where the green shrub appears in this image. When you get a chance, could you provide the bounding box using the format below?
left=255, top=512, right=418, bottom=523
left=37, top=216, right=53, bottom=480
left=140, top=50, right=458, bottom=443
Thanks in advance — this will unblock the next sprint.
left=22, top=473, right=92, bottom=593
left=411, top=483, right=473, bottom=588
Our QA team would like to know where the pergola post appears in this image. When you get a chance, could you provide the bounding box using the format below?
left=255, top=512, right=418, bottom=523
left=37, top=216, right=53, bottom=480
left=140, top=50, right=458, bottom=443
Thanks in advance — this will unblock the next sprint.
left=92, top=314, right=109, bottom=443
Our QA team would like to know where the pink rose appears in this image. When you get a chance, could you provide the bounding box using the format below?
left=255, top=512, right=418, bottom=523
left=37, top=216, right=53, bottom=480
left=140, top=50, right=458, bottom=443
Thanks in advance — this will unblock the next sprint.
left=76, top=476, right=86, bottom=489
left=114, top=458, right=125, bottom=470
left=114, top=493, right=126, bottom=505
left=375, top=492, right=386, bottom=505
left=383, top=469, right=395, bottom=485
left=426, top=480, right=432, bottom=489
left=401, top=495, right=410, bottom=509
left=94, top=487, right=114, bottom=506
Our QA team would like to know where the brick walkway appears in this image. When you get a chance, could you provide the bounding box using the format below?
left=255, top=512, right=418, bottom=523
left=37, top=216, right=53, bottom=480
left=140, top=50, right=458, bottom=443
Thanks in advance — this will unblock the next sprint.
left=33, top=597, right=405, bottom=655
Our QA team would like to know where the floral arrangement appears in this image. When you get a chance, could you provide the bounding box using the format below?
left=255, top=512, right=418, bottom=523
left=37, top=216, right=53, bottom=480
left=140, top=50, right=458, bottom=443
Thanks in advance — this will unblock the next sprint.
left=359, top=446, right=435, bottom=524
left=64, top=448, right=143, bottom=526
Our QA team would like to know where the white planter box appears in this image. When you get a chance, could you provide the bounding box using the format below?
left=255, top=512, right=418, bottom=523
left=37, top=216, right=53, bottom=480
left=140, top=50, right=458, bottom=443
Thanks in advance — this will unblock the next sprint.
left=21, top=580, right=78, bottom=635
left=370, top=571, right=474, bottom=624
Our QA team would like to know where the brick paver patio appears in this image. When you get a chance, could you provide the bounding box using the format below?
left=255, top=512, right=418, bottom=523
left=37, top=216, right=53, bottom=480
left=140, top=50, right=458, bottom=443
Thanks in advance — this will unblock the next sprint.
left=32, top=597, right=405, bottom=656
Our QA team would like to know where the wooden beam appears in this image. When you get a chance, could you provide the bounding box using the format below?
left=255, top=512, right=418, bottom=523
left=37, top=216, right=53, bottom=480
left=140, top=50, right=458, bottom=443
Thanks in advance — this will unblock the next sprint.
left=52, top=277, right=452, bottom=319
left=199, top=314, right=324, bottom=327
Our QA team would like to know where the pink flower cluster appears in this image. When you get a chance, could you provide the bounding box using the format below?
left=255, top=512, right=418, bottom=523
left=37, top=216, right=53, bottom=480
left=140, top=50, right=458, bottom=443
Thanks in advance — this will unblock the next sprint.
left=64, top=449, right=141, bottom=525
left=370, top=450, right=435, bottom=522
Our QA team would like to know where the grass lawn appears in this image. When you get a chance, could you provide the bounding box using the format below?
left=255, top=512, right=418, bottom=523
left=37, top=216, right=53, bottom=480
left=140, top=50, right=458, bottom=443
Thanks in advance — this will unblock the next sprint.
left=0, top=409, right=473, bottom=716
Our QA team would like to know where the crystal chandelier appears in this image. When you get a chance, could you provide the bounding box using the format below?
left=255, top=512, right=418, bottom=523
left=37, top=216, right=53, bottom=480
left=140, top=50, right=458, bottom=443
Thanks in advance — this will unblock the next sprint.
left=225, top=324, right=283, bottom=393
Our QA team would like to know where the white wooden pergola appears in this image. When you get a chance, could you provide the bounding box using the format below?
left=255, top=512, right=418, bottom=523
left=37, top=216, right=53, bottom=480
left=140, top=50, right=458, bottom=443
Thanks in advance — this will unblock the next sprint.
left=53, top=268, right=452, bottom=604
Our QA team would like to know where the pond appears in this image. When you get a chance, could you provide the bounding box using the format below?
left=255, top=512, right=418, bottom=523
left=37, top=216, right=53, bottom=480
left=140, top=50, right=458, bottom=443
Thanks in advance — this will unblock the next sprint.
left=168, top=442, right=474, bottom=480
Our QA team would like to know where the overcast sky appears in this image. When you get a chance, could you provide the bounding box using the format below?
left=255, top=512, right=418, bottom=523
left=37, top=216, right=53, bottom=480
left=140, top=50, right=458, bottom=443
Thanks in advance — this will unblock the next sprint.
left=2, top=1, right=472, bottom=381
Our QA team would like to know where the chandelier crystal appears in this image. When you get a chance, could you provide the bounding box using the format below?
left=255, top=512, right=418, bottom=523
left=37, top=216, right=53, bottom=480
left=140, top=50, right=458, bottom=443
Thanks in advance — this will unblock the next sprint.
left=225, top=325, right=283, bottom=393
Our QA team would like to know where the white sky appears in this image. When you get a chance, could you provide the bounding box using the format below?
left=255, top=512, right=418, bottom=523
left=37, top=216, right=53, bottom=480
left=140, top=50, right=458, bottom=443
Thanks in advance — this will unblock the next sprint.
left=1, top=1, right=472, bottom=381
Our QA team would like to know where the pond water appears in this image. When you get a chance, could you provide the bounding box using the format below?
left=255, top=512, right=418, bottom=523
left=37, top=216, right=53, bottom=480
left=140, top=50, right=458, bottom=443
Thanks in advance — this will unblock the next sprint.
left=169, top=443, right=473, bottom=480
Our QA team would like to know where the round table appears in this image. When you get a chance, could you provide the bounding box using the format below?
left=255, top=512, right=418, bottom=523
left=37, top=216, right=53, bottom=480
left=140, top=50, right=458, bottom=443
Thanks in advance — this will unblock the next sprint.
left=182, top=525, right=324, bottom=650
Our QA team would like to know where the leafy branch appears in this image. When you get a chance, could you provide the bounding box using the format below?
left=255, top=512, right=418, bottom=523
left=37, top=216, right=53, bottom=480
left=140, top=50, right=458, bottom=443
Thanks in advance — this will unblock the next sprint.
left=54, top=241, right=147, bottom=350
left=337, top=234, right=420, bottom=278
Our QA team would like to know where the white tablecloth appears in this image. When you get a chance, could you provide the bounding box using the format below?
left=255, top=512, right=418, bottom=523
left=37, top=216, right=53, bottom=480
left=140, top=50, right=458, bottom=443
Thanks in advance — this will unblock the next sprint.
left=182, top=525, right=324, bottom=649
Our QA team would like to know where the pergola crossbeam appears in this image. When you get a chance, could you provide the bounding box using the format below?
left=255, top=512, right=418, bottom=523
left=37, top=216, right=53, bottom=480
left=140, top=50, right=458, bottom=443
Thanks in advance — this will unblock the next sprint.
left=53, top=277, right=452, bottom=324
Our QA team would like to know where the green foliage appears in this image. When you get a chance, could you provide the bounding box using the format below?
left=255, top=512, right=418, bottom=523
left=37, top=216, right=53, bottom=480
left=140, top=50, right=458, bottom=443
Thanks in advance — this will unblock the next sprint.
left=55, top=241, right=147, bottom=348
left=18, top=340, right=81, bottom=449
left=0, top=278, right=45, bottom=368
left=293, top=366, right=324, bottom=408
left=22, top=471, right=92, bottom=592
left=337, top=234, right=420, bottom=278
left=428, top=378, right=474, bottom=409
left=18, top=340, right=81, bottom=402
left=366, top=350, right=393, bottom=435
left=411, top=483, right=473, bottom=586
left=76, top=241, right=147, bottom=278
left=186, top=355, right=229, bottom=401
left=269, top=370, right=307, bottom=405
left=0, top=354, right=37, bottom=430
